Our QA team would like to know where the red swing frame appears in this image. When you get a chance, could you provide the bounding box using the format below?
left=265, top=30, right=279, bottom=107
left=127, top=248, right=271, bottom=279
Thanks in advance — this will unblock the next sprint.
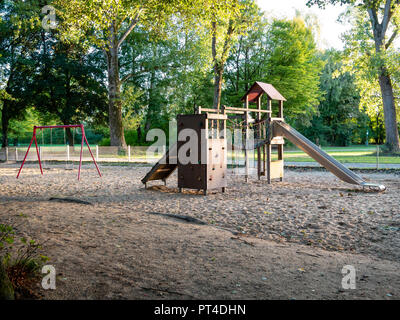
left=16, top=124, right=102, bottom=180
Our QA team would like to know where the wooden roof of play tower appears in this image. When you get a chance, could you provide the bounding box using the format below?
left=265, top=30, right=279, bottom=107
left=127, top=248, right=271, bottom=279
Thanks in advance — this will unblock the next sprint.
left=241, top=81, right=286, bottom=103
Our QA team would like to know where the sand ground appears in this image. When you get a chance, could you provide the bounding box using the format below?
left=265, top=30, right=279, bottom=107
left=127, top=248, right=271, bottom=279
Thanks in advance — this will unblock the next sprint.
left=0, top=162, right=399, bottom=300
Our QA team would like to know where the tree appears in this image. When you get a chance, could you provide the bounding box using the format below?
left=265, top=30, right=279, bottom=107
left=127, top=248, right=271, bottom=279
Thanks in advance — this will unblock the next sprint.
left=299, top=50, right=368, bottom=146
left=119, top=21, right=212, bottom=143
left=200, top=0, right=258, bottom=110
left=263, top=18, right=324, bottom=126
left=223, top=10, right=269, bottom=107
left=0, top=0, right=45, bottom=147
left=223, top=15, right=323, bottom=125
left=31, top=39, right=108, bottom=146
left=307, top=0, right=400, bottom=152
left=54, top=0, right=201, bottom=148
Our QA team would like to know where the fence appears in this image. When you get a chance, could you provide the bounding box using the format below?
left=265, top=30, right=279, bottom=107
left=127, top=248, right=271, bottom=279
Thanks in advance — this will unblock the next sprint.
left=0, top=145, right=270, bottom=173
left=0, top=146, right=165, bottom=164
left=0, top=145, right=387, bottom=170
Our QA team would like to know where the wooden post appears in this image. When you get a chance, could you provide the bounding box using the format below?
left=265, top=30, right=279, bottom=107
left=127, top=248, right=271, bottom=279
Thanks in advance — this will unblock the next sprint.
left=128, top=145, right=131, bottom=162
left=278, top=144, right=284, bottom=182
left=96, top=145, right=99, bottom=162
left=15, top=148, right=18, bottom=162
left=257, top=146, right=261, bottom=180
left=279, top=100, right=284, bottom=181
left=263, top=124, right=266, bottom=176
left=67, top=145, right=70, bottom=162
left=5, top=147, right=8, bottom=162
left=263, top=145, right=267, bottom=176
left=279, top=100, right=284, bottom=119
left=244, top=96, right=249, bottom=183
left=267, top=144, right=271, bottom=184
left=257, top=95, right=262, bottom=180
left=267, top=98, right=272, bottom=184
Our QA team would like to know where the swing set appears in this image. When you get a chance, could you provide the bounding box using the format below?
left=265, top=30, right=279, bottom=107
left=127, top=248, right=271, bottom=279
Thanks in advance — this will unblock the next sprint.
left=16, top=124, right=102, bottom=180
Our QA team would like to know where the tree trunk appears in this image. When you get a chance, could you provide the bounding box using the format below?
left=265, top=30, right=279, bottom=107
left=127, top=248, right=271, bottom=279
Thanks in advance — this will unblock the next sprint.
left=367, top=7, right=400, bottom=153
left=106, top=25, right=126, bottom=149
left=378, top=68, right=400, bottom=152
left=1, top=101, right=10, bottom=148
left=213, top=67, right=223, bottom=110
left=145, top=67, right=157, bottom=132
left=65, top=127, right=74, bottom=147
left=137, top=126, right=142, bottom=144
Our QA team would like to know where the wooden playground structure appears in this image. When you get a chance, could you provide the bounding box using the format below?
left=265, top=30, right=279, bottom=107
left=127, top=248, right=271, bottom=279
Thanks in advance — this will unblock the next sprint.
left=142, top=81, right=386, bottom=194
left=198, top=81, right=287, bottom=184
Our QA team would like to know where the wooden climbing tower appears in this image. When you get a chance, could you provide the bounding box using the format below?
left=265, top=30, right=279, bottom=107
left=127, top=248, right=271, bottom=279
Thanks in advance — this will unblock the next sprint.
left=241, top=82, right=286, bottom=183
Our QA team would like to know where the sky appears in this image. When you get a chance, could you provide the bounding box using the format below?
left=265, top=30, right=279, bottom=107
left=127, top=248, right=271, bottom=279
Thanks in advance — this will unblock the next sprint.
left=256, top=0, right=350, bottom=50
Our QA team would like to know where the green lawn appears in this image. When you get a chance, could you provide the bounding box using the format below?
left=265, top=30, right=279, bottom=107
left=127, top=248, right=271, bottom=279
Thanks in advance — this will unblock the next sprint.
left=231, top=145, right=400, bottom=164
left=282, top=145, right=400, bottom=164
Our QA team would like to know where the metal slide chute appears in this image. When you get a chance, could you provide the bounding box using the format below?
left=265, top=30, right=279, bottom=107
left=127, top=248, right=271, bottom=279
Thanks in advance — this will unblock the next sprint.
left=273, top=121, right=386, bottom=192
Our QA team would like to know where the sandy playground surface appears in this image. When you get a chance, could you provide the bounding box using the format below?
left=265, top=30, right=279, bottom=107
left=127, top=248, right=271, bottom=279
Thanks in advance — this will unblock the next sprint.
left=0, top=162, right=399, bottom=300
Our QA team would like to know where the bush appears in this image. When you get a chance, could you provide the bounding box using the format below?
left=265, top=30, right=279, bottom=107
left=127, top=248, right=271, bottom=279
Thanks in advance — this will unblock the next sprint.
left=98, top=130, right=140, bottom=146
left=99, top=137, right=111, bottom=146
left=0, top=224, right=49, bottom=299
left=125, top=130, right=139, bottom=146
left=380, top=144, right=400, bottom=156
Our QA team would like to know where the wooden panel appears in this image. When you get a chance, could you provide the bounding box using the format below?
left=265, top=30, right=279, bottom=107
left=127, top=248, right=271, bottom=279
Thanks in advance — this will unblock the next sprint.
left=207, top=139, right=227, bottom=190
left=271, top=137, right=285, bottom=145
left=178, top=164, right=207, bottom=189
left=270, top=160, right=284, bottom=180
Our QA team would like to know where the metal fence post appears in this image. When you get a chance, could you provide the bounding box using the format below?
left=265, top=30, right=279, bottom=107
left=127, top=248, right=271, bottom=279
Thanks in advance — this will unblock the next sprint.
left=376, top=144, right=379, bottom=169
left=96, top=145, right=99, bottom=162
left=128, top=145, right=131, bottom=162
left=5, top=147, right=8, bottom=162
left=67, top=145, right=70, bottom=162
left=376, top=144, right=380, bottom=169
left=15, top=148, right=18, bottom=162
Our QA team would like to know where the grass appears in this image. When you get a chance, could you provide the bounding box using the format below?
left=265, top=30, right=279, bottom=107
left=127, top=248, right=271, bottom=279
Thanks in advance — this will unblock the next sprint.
left=230, top=145, right=400, bottom=165
left=281, top=145, right=400, bottom=164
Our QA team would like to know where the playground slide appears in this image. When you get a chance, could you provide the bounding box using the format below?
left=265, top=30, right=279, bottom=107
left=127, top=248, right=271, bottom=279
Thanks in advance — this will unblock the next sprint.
left=272, top=121, right=386, bottom=191
left=141, top=143, right=178, bottom=185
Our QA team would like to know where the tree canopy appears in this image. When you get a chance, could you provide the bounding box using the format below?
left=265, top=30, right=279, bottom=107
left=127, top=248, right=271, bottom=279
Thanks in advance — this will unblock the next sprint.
left=0, top=1, right=399, bottom=150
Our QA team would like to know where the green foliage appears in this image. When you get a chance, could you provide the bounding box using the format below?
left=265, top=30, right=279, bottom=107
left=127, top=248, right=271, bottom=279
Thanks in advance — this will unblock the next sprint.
left=98, top=137, right=111, bottom=147
left=224, top=15, right=324, bottom=125
left=223, top=9, right=269, bottom=106
left=2, top=0, right=397, bottom=149
left=308, top=0, right=400, bottom=151
left=0, top=223, right=49, bottom=300
left=265, top=18, right=324, bottom=126
left=298, top=50, right=368, bottom=146
left=0, top=0, right=46, bottom=146
left=99, top=130, right=140, bottom=146
left=0, top=224, right=49, bottom=270
left=341, top=7, right=400, bottom=118
left=54, top=0, right=196, bottom=49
